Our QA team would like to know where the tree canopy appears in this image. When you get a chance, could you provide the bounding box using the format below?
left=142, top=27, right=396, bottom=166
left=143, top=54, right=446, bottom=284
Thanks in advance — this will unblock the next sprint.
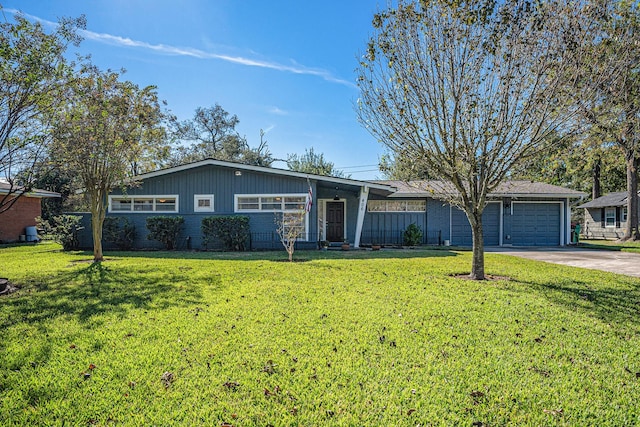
left=286, top=147, right=348, bottom=178
left=0, top=11, right=85, bottom=213
left=51, top=65, right=164, bottom=261
left=357, top=0, right=576, bottom=279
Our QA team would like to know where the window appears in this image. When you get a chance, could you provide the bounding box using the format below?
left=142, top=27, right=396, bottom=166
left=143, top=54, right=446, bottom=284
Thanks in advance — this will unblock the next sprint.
left=108, top=195, right=178, bottom=213
left=622, top=206, right=628, bottom=222
left=281, top=211, right=307, bottom=240
left=235, top=193, right=309, bottom=241
left=367, top=199, right=426, bottom=212
left=605, top=207, right=616, bottom=228
left=235, top=194, right=309, bottom=212
left=194, top=194, right=215, bottom=212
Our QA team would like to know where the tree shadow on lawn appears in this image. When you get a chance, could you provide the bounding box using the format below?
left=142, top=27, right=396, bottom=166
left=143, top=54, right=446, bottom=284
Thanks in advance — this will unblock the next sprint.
left=0, top=261, right=210, bottom=329
left=85, top=247, right=461, bottom=262
left=517, top=275, right=640, bottom=326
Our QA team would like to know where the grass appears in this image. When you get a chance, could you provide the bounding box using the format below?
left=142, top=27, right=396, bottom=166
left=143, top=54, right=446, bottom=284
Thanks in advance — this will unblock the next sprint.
left=1, top=243, right=639, bottom=426
left=579, top=238, right=640, bottom=254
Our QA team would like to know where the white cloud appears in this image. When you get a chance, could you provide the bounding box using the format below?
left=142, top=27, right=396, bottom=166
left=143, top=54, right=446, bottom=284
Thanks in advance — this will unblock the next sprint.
left=268, top=106, right=288, bottom=116
left=4, top=8, right=356, bottom=88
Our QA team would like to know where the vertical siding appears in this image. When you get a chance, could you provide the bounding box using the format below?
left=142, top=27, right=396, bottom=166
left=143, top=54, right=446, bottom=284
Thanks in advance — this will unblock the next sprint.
left=426, top=198, right=450, bottom=241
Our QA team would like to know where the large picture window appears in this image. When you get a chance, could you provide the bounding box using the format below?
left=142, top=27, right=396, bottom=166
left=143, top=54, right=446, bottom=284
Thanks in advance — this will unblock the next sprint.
left=109, top=195, right=178, bottom=213
left=367, top=199, right=426, bottom=212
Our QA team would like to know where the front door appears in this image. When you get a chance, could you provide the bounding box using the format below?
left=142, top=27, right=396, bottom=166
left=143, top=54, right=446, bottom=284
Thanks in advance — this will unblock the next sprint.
left=326, top=201, right=345, bottom=242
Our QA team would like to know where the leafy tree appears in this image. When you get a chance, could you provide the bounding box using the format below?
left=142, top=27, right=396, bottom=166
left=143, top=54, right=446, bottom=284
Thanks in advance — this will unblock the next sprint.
left=357, top=0, right=575, bottom=279
left=561, top=0, right=640, bottom=240
left=379, top=149, right=430, bottom=180
left=286, top=147, right=348, bottom=178
left=0, top=10, right=84, bottom=213
left=171, top=105, right=274, bottom=166
left=51, top=65, right=164, bottom=261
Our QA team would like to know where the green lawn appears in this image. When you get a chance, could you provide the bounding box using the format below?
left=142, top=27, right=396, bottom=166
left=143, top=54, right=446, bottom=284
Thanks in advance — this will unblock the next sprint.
left=1, top=243, right=639, bottom=426
left=579, top=238, right=640, bottom=254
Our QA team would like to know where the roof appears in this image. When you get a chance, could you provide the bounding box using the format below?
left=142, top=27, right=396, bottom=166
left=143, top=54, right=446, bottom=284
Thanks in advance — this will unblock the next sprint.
left=577, top=191, right=637, bottom=209
left=135, top=158, right=397, bottom=193
left=374, top=180, right=586, bottom=199
left=0, top=181, right=60, bottom=198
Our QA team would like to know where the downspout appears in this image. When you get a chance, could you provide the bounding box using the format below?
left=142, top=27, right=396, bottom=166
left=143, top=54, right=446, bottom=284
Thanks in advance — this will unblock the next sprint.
left=354, top=185, right=369, bottom=248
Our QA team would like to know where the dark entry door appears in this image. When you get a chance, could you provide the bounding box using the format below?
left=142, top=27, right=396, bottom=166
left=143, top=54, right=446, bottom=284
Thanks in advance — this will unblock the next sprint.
left=326, top=201, right=345, bottom=242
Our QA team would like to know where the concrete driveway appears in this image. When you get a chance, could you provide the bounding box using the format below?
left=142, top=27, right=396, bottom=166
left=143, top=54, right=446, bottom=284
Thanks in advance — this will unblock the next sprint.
left=486, top=246, right=640, bottom=278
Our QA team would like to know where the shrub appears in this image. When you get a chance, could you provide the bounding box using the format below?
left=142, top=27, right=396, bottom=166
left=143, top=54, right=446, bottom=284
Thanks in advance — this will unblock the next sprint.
left=103, top=217, right=136, bottom=250
left=146, top=216, right=184, bottom=250
left=403, top=223, right=423, bottom=246
left=37, top=215, right=84, bottom=251
left=201, top=216, right=250, bottom=251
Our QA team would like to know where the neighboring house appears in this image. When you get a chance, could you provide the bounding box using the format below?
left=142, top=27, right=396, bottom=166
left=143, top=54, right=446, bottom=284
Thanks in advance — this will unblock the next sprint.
left=577, top=191, right=640, bottom=239
left=74, top=159, right=585, bottom=250
left=0, top=182, right=60, bottom=243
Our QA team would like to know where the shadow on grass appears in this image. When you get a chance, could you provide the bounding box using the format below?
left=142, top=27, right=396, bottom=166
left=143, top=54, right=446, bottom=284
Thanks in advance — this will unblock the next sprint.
left=520, top=275, right=640, bottom=326
left=85, top=247, right=461, bottom=262
left=0, top=261, right=210, bottom=329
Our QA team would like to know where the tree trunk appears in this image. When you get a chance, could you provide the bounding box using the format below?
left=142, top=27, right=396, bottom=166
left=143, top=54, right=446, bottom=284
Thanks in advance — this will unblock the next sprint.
left=592, top=156, right=601, bottom=200
left=623, top=150, right=639, bottom=241
left=90, top=189, right=106, bottom=262
left=469, top=213, right=485, bottom=280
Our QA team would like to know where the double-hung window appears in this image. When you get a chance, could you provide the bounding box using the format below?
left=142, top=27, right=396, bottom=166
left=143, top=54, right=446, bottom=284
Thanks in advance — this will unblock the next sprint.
left=194, top=194, right=215, bottom=212
left=605, top=207, right=616, bottom=228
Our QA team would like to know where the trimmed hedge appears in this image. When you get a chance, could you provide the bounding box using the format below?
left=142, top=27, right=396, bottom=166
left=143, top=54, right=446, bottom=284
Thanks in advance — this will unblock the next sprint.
left=201, top=216, right=250, bottom=251
left=103, top=217, right=136, bottom=250
left=146, top=216, right=184, bottom=250
left=403, top=223, right=423, bottom=246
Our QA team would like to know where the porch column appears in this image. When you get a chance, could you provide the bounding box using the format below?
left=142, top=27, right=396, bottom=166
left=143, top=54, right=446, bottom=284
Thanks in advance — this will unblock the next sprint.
left=353, top=185, right=369, bottom=248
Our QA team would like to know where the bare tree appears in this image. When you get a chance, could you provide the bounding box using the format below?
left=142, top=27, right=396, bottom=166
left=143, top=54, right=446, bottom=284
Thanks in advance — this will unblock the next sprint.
left=357, top=0, right=576, bottom=279
left=275, top=210, right=307, bottom=262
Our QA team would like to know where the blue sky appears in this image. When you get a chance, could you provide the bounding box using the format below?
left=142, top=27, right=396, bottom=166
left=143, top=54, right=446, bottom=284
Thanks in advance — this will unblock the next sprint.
left=2, top=0, right=386, bottom=178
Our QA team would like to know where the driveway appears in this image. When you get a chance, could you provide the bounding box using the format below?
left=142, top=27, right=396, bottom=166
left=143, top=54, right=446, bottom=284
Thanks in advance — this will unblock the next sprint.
left=486, top=246, right=640, bottom=278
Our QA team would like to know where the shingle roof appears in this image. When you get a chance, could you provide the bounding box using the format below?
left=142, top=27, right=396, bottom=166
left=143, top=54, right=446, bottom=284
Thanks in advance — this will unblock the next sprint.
left=0, top=182, right=61, bottom=198
left=577, top=191, right=634, bottom=209
left=373, top=180, right=586, bottom=199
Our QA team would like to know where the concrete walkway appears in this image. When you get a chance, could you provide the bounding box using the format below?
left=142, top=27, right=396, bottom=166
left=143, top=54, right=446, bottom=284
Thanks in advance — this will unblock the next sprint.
left=486, top=246, right=640, bottom=278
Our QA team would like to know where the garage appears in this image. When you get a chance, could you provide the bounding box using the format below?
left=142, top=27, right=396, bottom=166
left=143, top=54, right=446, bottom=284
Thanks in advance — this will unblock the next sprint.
left=451, top=202, right=501, bottom=246
left=511, top=202, right=561, bottom=246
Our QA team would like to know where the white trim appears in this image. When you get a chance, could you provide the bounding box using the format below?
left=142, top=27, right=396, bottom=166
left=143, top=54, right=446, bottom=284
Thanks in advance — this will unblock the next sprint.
left=194, top=194, right=215, bottom=212
left=234, top=193, right=308, bottom=213
left=354, top=186, right=369, bottom=248
left=604, top=207, right=616, bottom=228
left=108, top=194, right=179, bottom=213
left=499, top=200, right=504, bottom=246
left=320, top=198, right=347, bottom=242
left=134, top=158, right=396, bottom=193
left=566, top=198, right=572, bottom=245
left=511, top=201, right=564, bottom=246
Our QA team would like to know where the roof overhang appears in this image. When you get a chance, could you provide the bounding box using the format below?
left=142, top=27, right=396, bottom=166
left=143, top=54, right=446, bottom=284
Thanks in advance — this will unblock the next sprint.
left=135, top=158, right=397, bottom=194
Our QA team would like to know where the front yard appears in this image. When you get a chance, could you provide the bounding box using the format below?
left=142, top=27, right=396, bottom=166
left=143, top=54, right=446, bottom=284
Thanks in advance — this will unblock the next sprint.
left=1, top=243, right=639, bottom=426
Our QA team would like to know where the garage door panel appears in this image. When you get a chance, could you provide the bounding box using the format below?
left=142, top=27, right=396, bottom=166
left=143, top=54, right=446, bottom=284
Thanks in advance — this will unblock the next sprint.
left=451, top=203, right=500, bottom=246
left=511, top=203, right=560, bottom=246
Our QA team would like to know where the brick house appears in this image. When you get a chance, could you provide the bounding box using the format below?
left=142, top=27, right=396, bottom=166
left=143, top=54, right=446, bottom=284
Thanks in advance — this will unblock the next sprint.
left=0, top=182, right=60, bottom=243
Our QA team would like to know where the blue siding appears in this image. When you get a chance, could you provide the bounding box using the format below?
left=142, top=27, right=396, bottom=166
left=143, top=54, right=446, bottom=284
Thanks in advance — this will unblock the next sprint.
left=362, top=210, right=426, bottom=245
left=450, top=202, right=501, bottom=246
left=100, top=165, right=319, bottom=249
left=426, top=199, right=450, bottom=241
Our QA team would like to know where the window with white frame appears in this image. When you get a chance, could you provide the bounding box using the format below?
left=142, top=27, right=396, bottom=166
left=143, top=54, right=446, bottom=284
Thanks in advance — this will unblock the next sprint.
left=194, top=194, right=214, bottom=212
left=235, top=194, right=307, bottom=212
left=109, top=195, right=178, bottom=213
left=367, top=199, right=426, bottom=212
left=235, top=193, right=309, bottom=240
left=605, top=207, right=616, bottom=227
left=622, top=206, right=628, bottom=222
